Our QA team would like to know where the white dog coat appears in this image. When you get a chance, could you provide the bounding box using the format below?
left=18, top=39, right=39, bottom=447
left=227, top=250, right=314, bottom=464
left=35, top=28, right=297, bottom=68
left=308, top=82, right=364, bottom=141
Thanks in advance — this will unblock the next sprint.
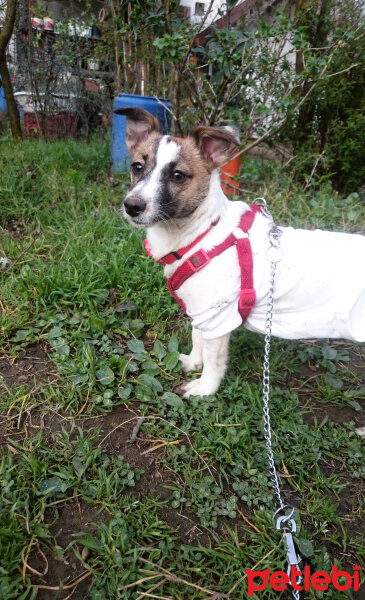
left=164, top=202, right=365, bottom=342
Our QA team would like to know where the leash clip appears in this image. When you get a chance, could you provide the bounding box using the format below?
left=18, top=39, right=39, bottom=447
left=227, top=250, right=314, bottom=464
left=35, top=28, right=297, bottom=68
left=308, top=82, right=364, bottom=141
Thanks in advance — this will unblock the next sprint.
left=267, top=224, right=283, bottom=263
left=269, top=224, right=282, bottom=247
left=276, top=511, right=302, bottom=586
left=254, top=198, right=283, bottom=263
left=253, top=197, right=273, bottom=221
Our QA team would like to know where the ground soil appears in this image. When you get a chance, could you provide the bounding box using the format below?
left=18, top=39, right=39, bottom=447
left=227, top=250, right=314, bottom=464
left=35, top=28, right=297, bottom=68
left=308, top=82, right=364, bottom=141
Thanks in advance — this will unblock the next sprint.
left=0, top=342, right=56, bottom=391
left=0, top=342, right=364, bottom=599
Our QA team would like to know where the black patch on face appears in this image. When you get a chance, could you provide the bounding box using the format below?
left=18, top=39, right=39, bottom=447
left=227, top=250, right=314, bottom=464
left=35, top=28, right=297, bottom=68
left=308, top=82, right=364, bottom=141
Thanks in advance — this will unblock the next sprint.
left=156, top=160, right=193, bottom=220
left=158, top=163, right=178, bottom=219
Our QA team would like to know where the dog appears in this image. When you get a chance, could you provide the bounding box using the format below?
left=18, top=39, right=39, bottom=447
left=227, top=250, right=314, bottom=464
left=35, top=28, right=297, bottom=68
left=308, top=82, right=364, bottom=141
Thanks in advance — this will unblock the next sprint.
left=115, top=107, right=365, bottom=398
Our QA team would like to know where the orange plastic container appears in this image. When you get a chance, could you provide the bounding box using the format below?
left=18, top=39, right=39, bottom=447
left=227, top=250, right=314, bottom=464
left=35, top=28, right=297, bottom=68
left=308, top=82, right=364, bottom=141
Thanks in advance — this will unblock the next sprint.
left=220, top=153, right=241, bottom=196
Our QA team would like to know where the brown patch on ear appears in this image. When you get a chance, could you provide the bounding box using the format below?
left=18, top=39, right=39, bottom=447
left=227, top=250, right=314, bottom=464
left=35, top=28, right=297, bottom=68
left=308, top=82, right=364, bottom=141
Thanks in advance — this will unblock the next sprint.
left=190, top=125, right=240, bottom=167
left=114, top=107, right=161, bottom=153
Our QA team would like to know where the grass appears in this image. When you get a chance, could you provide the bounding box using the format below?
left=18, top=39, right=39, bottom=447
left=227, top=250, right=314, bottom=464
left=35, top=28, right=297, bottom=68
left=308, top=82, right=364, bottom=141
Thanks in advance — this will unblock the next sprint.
left=0, top=136, right=364, bottom=599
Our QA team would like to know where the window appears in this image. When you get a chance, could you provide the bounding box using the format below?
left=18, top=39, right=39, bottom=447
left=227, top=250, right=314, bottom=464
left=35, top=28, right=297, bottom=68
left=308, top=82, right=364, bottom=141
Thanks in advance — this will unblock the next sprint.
left=195, top=2, right=205, bottom=16
left=179, top=5, right=191, bottom=19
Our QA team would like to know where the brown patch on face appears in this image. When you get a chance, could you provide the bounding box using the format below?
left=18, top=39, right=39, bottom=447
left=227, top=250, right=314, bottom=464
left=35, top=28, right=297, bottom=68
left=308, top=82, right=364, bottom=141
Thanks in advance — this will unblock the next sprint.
left=128, top=132, right=162, bottom=186
left=162, top=136, right=213, bottom=218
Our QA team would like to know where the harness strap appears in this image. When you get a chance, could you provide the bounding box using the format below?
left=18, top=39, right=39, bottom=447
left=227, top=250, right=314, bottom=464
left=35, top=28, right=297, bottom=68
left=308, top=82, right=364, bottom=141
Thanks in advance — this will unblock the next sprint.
left=167, top=204, right=261, bottom=320
left=144, top=218, right=220, bottom=265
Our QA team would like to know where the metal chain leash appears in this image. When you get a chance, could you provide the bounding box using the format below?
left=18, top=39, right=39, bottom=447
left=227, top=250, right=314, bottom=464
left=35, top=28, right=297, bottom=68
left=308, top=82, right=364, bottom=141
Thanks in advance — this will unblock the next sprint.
left=254, top=198, right=302, bottom=600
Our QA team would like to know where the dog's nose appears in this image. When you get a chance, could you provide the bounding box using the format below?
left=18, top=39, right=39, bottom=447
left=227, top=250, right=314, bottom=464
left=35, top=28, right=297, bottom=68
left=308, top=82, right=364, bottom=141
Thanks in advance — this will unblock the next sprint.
left=124, top=196, right=146, bottom=218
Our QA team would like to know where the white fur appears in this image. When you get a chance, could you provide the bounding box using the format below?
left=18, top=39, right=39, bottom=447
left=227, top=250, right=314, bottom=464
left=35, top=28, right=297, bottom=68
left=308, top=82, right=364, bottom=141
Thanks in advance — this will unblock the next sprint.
left=144, top=168, right=234, bottom=398
left=147, top=170, right=229, bottom=260
left=125, top=134, right=365, bottom=399
left=179, top=327, right=203, bottom=372
left=181, top=332, right=230, bottom=398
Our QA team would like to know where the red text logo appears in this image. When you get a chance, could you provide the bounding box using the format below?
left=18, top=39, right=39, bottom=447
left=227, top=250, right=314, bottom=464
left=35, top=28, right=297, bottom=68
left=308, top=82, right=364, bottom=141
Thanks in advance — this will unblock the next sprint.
left=245, top=565, right=360, bottom=596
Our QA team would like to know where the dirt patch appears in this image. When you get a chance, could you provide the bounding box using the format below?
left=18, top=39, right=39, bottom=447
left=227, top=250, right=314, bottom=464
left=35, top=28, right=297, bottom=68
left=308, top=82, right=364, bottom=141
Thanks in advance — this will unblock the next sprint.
left=299, top=397, right=365, bottom=428
left=0, top=342, right=56, bottom=391
left=346, top=344, right=365, bottom=380
left=288, top=343, right=365, bottom=429
left=0, top=343, right=57, bottom=448
left=9, top=403, right=212, bottom=598
left=5, top=399, right=211, bottom=531
left=1, top=219, right=29, bottom=239
left=84, top=406, right=211, bottom=545
left=27, top=501, right=107, bottom=600
left=94, top=405, right=171, bottom=490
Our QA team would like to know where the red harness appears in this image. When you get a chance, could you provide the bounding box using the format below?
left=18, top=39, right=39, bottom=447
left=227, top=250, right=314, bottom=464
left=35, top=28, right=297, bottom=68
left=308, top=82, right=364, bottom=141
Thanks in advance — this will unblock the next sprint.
left=144, top=204, right=261, bottom=321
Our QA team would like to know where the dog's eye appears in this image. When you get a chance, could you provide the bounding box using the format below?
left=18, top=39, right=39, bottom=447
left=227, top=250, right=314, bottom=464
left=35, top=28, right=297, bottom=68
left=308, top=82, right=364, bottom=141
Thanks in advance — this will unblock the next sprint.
left=171, top=170, right=186, bottom=183
left=131, top=162, right=143, bottom=175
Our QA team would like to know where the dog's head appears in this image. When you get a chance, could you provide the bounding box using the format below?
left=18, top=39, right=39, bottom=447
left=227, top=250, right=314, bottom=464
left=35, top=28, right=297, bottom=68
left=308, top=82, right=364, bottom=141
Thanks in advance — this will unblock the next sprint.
left=115, top=107, right=240, bottom=227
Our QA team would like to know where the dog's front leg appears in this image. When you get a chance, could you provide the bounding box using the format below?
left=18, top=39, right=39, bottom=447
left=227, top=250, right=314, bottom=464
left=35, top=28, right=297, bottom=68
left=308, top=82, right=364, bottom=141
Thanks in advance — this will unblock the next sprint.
left=179, top=327, right=203, bottom=373
left=181, top=333, right=230, bottom=398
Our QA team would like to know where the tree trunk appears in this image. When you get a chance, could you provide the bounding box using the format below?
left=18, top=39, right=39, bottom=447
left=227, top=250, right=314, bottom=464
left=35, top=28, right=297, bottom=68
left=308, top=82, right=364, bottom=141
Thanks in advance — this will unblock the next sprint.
left=0, top=0, right=22, bottom=139
left=295, top=0, right=306, bottom=75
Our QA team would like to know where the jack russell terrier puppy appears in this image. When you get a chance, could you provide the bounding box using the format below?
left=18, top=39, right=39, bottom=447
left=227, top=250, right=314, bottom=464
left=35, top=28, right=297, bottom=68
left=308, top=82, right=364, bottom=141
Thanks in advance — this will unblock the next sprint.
left=116, top=107, right=365, bottom=398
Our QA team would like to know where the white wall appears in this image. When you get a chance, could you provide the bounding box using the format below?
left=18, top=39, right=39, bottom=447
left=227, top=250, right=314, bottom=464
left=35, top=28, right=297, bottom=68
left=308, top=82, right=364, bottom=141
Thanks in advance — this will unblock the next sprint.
left=179, top=0, right=227, bottom=25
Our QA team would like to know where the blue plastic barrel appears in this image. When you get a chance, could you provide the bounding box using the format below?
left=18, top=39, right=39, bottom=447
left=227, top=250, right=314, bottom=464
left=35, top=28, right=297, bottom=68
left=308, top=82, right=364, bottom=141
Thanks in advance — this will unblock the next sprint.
left=111, top=94, right=172, bottom=173
left=0, top=76, right=24, bottom=120
left=0, top=76, right=7, bottom=115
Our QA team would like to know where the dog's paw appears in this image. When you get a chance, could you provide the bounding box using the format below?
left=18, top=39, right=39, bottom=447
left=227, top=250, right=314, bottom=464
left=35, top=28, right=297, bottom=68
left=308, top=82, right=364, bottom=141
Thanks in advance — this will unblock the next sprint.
left=179, top=378, right=218, bottom=398
left=179, top=353, right=203, bottom=373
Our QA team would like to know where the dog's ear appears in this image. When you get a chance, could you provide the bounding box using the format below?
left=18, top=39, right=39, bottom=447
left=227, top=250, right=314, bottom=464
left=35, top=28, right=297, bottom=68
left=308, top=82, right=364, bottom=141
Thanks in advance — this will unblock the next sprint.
left=190, top=125, right=240, bottom=167
left=114, top=107, right=161, bottom=153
